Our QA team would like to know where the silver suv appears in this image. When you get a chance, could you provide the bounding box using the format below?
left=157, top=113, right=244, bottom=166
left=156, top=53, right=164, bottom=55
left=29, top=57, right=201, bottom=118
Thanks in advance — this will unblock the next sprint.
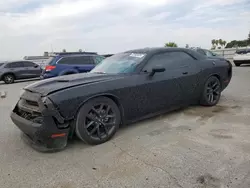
left=0, top=60, right=42, bottom=84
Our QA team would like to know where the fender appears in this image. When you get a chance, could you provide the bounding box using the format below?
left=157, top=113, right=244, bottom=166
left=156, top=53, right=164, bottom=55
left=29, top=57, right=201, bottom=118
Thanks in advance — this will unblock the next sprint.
left=66, top=93, right=126, bottom=138
left=69, top=93, right=125, bottom=123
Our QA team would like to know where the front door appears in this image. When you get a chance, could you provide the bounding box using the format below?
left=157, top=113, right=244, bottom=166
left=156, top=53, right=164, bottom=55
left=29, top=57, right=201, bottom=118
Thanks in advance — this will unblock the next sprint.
left=23, top=61, right=42, bottom=78
left=122, top=52, right=184, bottom=120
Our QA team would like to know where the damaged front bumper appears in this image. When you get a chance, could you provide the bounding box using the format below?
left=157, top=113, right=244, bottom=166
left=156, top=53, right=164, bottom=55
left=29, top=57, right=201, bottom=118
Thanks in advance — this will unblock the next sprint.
left=10, top=90, right=70, bottom=152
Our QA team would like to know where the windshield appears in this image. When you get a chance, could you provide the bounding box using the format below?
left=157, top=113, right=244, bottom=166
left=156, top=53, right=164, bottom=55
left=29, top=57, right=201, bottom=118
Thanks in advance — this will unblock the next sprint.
left=90, top=52, right=146, bottom=74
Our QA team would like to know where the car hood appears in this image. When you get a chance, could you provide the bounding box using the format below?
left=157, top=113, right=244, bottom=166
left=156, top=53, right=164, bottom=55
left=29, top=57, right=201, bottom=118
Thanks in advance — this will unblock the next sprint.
left=24, top=73, right=124, bottom=96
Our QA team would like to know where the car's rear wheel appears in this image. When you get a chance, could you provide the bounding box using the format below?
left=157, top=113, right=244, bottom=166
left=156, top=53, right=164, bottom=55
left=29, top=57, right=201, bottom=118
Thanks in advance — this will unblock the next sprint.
left=3, top=74, right=15, bottom=84
left=234, top=63, right=241, bottom=67
left=200, top=76, right=221, bottom=106
left=75, top=96, right=121, bottom=145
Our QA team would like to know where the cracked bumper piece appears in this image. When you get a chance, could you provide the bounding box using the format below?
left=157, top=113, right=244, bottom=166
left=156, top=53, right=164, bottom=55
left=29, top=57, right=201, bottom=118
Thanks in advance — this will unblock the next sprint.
left=11, top=111, right=69, bottom=152
left=10, top=91, right=70, bottom=152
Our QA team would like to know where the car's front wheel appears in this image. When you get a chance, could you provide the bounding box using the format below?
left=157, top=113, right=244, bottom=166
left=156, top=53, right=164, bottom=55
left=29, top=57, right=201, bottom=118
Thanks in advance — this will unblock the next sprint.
left=75, top=96, right=121, bottom=145
left=200, top=76, right=221, bottom=106
left=3, top=74, right=15, bottom=84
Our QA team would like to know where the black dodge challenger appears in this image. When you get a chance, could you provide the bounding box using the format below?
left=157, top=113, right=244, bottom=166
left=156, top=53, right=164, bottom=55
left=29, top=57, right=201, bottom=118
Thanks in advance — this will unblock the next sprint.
left=10, top=47, right=232, bottom=151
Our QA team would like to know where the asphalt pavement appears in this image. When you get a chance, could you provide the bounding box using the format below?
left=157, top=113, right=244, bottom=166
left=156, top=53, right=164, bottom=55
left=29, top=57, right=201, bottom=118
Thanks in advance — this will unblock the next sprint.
left=0, top=67, right=250, bottom=188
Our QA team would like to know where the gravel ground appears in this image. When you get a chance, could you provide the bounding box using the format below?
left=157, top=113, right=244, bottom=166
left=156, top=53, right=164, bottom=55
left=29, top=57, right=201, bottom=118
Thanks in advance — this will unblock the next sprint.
left=0, top=67, right=250, bottom=188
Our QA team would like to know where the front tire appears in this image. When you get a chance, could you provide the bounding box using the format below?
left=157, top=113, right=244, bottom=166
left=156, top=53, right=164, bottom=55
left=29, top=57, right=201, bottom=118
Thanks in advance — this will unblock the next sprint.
left=200, top=76, right=221, bottom=106
left=75, top=97, right=121, bottom=145
left=3, top=74, right=15, bottom=84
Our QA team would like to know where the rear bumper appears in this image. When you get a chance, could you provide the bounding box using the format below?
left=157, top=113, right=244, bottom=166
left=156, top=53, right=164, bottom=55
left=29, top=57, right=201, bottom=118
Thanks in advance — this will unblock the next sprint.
left=221, top=60, right=232, bottom=90
left=40, top=73, right=55, bottom=79
left=10, top=91, right=70, bottom=152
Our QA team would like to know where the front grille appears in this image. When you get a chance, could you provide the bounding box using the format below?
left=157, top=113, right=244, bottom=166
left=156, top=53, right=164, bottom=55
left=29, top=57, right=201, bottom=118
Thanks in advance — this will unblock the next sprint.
left=15, top=107, right=43, bottom=124
left=25, top=100, right=38, bottom=107
left=15, top=97, right=43, bottom=124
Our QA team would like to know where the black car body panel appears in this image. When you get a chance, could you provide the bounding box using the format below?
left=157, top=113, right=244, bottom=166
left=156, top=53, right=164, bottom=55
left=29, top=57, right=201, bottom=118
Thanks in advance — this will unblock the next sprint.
left=10, top=90, right=69, bottom=151
left=10, top=47, right=232, bottom=151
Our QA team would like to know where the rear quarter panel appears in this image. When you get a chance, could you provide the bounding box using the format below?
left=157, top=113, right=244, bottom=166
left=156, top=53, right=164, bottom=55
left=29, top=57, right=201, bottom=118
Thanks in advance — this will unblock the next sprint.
left=197, top=59, right=231, bottom=92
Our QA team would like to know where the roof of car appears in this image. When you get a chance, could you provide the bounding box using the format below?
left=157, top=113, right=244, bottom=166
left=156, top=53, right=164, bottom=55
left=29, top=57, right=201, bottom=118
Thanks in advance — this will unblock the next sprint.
left=49, top=54, right=101, bottom=58
left=125, top=47, right=191, bottom=54
left=51, top=52, right=98, bottom=57
left=3, top=60, right=33, bottom=64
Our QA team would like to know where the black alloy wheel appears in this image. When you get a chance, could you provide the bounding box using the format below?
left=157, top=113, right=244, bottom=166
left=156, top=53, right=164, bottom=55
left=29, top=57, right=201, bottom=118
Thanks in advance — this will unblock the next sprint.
left=75, top=97, right=121, bottom=145
left=200, top=76, right=221, bottom=106
left=3, top=74, right=15, bottom=84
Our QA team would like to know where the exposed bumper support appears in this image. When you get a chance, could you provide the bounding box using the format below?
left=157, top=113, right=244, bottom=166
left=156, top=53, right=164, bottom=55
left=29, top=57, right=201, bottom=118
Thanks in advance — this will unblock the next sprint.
left=10, top=90, right=70, bottom=152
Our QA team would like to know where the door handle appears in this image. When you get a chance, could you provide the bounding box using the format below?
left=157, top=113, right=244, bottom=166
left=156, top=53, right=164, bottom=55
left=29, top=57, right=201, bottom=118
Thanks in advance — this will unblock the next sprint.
left=182, top=72, right=188, bottom=75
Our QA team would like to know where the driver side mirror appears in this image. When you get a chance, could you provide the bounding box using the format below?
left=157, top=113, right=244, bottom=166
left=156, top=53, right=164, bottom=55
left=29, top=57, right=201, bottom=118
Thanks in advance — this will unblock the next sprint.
left=149, top=67, right=165, bottom=76
left=34, top=64, right=39, bottom=68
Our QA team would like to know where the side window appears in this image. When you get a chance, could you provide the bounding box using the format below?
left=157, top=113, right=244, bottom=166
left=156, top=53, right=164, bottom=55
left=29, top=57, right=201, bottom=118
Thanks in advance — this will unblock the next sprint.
left=143, top=52, right=195, bottom=71
left=94, top=56, right=105, bottom=65
left=6, top=62, right=23, bottom=68
left=57, top=56, right=95, bottom=65
left=74, top=56, right=95, bottom=65
left=23, top=61, right=35, bottom=67
left=204, top=50, right=214, bottom=57
left=57, top=57, right=74, bottom=65
left=197, top=49, right=206, bottom=55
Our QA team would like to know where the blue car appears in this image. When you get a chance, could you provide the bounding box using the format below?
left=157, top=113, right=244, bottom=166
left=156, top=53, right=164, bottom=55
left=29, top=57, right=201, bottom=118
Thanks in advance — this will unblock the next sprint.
left=40, top=52, right=105, bottom=79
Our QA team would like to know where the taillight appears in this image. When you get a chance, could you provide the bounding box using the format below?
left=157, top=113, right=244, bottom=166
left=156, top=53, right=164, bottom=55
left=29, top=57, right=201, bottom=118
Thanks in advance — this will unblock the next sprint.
left=45, top=65, right=56, bottom=72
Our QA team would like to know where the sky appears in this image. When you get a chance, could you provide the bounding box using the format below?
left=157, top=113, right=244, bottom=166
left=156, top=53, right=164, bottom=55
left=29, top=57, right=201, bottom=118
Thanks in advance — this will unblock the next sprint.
left=0, top=0, right=250, bottom=60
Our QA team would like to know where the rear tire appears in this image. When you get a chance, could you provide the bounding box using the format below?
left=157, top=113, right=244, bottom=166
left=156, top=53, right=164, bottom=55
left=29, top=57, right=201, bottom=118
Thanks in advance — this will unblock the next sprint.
left=3, top=74, right=15, bottom=84
left=200, top=76, right=221, bottom=106
left=75, top=97, right=121, bottom=145
left=234, top=61, right=241, bottom=67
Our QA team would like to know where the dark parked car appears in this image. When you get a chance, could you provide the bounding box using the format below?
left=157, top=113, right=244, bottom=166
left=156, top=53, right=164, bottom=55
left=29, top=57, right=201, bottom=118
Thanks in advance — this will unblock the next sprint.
left=10, top=47, right=232, bottom=151
left=191, top=47, right=225, bottom=60
left=0, top=60, right=42, bottom=84
left=40, top=52, right=105, bottom=79
left=233, top=48, right=250, bottom=66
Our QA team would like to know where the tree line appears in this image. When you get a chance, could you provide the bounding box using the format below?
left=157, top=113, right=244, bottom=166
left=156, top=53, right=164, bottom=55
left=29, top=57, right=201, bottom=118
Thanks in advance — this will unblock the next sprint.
left=211, top=31, right=250, bottom=49
left=164, top=31, right=250, bottom=49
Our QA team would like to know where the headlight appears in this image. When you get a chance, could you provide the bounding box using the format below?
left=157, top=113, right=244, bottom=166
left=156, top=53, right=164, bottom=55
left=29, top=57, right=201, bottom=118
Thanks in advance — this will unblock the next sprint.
left=19, top=89, right=25, bottom=97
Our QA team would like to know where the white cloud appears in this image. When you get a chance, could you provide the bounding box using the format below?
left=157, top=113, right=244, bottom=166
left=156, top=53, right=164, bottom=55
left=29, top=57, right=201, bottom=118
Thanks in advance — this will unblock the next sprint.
left=193, top=0, right=247, bottom=10
left=0, top=0, right=249, bottom=60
